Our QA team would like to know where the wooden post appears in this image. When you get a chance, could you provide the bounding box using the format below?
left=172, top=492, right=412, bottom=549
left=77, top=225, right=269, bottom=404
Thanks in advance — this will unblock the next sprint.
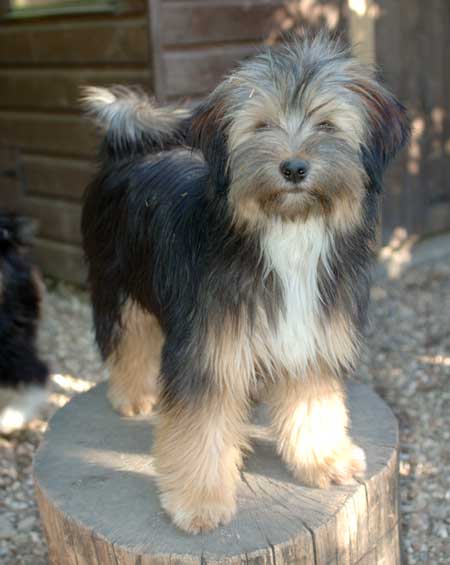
left=34, top=382, right=400, bottom=564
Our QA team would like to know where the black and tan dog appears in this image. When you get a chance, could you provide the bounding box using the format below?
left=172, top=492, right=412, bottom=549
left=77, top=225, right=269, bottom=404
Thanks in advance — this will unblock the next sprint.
left=0, top=212, right=49, bottom=433
left=82, top=32, right=409, bottom=533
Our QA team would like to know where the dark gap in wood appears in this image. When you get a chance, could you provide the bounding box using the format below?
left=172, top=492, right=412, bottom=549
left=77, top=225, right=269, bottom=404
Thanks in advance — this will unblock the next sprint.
left=300, top=523, right=317, bottom=565
left=0, top=62, right=150, bottom=70
left=162, top=38, right=262, bottom=52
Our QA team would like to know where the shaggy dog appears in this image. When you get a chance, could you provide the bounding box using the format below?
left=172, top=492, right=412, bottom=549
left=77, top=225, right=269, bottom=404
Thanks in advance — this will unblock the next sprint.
left=82, top=32, right=409, bottom=533
left=0, top=213, right=49, bottom=433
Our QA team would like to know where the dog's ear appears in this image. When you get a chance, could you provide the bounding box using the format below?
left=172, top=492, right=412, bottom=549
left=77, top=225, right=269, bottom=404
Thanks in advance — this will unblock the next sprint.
left=189, top=91, right=230, bottom=191
left=349, top=78, right=410, bottom=179
left=0, top=215, right=37, bottom=247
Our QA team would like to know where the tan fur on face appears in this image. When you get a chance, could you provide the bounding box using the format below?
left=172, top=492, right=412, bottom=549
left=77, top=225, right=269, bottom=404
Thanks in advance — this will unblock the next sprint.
left=267, top=367, right=366, bottom=488
left=226, top=85, right=368, bottom=232
left=107, top=301, right=164, bottom=416
left=205, top=37, right=380, bottom=233
left=153, top=389, right=249, bottom=534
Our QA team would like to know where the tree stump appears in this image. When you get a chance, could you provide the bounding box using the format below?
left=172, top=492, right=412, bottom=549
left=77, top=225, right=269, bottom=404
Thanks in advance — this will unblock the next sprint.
left=34, top=382, right=400, bottom=564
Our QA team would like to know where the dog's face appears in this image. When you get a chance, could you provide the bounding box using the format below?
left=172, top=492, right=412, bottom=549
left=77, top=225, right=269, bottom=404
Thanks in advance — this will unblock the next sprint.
left=191, top=34, right=409, bottom=230
left=0, top=214, right=36, bottom=255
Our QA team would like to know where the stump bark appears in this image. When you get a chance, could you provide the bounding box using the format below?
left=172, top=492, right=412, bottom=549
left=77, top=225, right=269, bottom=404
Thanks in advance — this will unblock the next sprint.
left=34, top=382, right=400, bottom=564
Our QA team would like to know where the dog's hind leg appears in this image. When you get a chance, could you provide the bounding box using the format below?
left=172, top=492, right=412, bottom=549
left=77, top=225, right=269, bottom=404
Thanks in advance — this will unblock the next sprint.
left=107, top=301, right=164, bottom=417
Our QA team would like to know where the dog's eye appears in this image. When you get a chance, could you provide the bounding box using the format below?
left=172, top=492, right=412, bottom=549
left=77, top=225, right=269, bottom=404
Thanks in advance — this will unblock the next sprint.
left=255, top=122, right=272, bottom=131
left=317, top=121, right=336, bottom=132
left=0, top=228, right=10, bottom=241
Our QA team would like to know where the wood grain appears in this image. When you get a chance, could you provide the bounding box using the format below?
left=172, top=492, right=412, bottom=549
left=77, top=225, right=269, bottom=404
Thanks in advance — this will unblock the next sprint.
left=0, top=19, right=149, bottom=65
left=0, top=69, right=151, bottom=111
left=32, top=237, right=86, bottom=284
left=22, top=197, right=82, bottom=245
left=0, top=144, right=26, bottom=211
left=164, top=45, right=259, bottom=98
left=376, top=0, right=450, bottom=241
left=34, top=382, right=400, bottom=564
left=0, top=112, right=98, bottom=158
left=161, top=1, right=284, bottom=46
left=22, top=154, right=93, bottom=202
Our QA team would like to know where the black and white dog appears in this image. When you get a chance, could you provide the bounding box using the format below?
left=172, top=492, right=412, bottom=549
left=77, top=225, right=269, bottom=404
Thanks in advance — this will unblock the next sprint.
left=0, top=212, right=49, bottom=433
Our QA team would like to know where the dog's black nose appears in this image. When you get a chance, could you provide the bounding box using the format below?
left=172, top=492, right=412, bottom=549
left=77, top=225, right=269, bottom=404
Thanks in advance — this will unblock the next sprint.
left=280, top=159, right=309, bottom=184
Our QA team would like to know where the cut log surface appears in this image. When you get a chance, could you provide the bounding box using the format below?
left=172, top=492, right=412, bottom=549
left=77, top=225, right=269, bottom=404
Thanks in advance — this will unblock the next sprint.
left=34, top=382, right=400, bottom=564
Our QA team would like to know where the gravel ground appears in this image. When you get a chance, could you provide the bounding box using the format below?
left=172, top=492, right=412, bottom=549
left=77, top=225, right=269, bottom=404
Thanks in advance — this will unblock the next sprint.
left=0, top=259, right=449, bottom=564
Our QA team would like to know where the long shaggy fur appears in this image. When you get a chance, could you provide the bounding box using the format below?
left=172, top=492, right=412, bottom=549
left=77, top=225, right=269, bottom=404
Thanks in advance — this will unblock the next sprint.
left=82, top=31, right=410, bottom=533
left=0, top=213, right=49, bottom=433
left=81, top=86, right=188, bottom=158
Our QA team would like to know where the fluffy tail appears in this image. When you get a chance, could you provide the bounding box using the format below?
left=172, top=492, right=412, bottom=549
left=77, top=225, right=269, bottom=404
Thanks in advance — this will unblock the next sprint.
left=81, top=86, right=188, bottom=157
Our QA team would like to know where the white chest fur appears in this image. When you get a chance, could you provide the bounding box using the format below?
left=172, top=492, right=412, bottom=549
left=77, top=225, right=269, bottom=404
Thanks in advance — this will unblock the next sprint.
left=261, top=218, right=331, bottom=374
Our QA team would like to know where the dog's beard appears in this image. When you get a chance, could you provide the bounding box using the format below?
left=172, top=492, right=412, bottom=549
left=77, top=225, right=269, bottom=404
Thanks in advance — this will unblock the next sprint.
left=228, top=144, right=366, bottom=228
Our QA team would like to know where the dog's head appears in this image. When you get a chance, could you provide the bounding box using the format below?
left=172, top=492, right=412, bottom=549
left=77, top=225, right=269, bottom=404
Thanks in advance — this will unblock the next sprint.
left=191, top=32, right=410, bottom=230
left=0, top=213, right=37, bottom=255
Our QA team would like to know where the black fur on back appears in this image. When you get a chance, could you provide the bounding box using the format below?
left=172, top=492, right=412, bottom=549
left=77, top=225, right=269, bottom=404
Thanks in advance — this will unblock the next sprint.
left=81, top=149, right=283, bottom=404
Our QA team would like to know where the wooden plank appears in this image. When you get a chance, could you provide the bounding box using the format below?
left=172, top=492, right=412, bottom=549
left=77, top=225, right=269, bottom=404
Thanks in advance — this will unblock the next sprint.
left=149, top=0, right=348, bottom=102
left=0, top=69, right=151, bottom=111
left=0, top=144, right=26, bottom=211
left=164, top=45, right=259, bottom=98
left=0, top=112, right=98, bottom=158
left=377, top=0, right=450, bottom=239
left=148, top=0, right=165, bottom=101
left=161, top=1, right=283, bottom=46
left=0, top=177, right=24, bottom=212
left=22, top=155, right=94, bottom=202
left=426, top=202, right=450, bottom=235
left=0, top=19, right=149, bottom=65
left=32, top=237, right=85, bottom=284
left=2, top=0, right=145, bottom=19
left=22, top=196, right=82, bottom=245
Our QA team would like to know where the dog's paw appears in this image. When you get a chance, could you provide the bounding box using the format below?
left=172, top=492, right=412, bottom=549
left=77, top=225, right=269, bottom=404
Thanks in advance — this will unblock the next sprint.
left=291, top=442, right=366, bottom=489
left=162, top=497, right=236, bottom=534
left=326, top=443, right=366, bottom=486
left=0, top=387, right=48, bottom=434
left=173, top=503, right=235, bottom=534
left=108, top=392, right=157, bottom=417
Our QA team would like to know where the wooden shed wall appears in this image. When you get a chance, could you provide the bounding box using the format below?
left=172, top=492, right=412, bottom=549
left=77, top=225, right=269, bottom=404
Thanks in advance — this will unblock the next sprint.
left=0, top=3, right=152, bottom=284
left=374, top=0, right=450, bottom=243
left=150, top=0, right=348, bottom=102
left=1, top=1, right=448, bottom=283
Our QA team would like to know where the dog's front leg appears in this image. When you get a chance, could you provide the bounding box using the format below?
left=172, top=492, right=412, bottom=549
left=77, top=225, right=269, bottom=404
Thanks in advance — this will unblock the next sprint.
left=268, top=369, right=366, bottom=488
left=153, top=386, right=248, bottom=533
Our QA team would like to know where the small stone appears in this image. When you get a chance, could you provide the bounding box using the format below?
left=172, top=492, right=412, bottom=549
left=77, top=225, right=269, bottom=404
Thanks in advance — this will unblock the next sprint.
left=15, top=533, right=30, bottom=545
left=0, top=466, right=18, bottom=480
left=6, top=500, right=28, bottom=511
left=18, top=516, right=36, bottom=531
left=30, top=532, right=41, bottom=543
left=0, top=516, right=15, bottom=540
left=436, top=524, right=449, bottom=539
